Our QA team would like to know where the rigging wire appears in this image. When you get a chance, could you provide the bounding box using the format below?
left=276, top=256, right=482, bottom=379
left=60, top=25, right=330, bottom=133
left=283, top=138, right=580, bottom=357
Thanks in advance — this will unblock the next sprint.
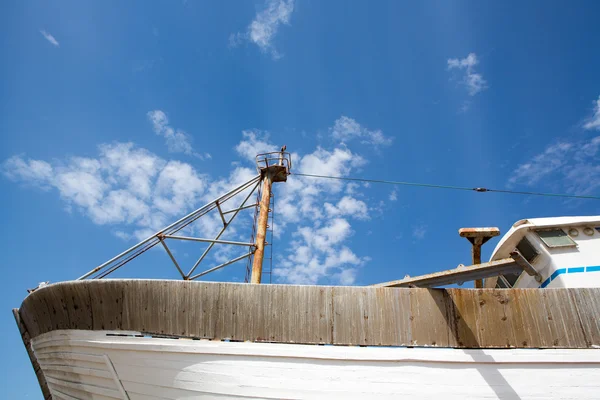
left=292, top=173, right=600, bottom=200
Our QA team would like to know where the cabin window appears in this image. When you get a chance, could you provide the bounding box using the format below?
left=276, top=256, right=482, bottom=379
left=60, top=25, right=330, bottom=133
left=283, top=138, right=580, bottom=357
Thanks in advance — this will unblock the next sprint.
left=496, top=273, right=520, bottom=288
left=496, top=237, right=536, bottom=288
left=536, top=229, right=577, bottom=248
left=496, top=275, right=511, bottom=288
left=516, top=237, right=538, bottom=262
left=503, top=272, right=521, bottom=286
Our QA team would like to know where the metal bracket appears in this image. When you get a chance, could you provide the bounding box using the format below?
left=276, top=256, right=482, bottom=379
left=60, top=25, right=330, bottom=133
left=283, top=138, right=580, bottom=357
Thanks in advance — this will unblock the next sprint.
left=510, top=251, right=543, bottom=282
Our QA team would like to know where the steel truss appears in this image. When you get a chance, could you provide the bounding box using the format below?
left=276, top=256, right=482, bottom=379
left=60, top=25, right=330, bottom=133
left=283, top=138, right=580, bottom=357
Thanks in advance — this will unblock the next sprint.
left=78, top=175, right=261, bottom=280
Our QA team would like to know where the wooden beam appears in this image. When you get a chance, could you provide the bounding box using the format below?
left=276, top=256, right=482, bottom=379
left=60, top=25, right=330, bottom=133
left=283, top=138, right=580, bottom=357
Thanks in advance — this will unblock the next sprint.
left=372, top=258, right=523, bottom=288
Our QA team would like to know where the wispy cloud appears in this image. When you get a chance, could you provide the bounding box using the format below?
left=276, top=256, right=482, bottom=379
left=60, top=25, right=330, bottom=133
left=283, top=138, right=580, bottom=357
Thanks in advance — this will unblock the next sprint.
left=235, top=129, right=278, bottom=161
left=584, top=96, right=600, bottom=131
left=230, top=0, right=295, bottom=59
left=1, top=143, right=252, bottom=242
left=330, top=116, right=392, bottom=148
left=447, top=53, right=487, bottom=96
left=510, top=100, right=600, bottom=196
left=412, top=224, right=427, bottom=240
left=324, top=196, right=369, bottom=220
left=459, top=101, right=471, bottom=113
left=40, top=30, right=59, bottom=47
left=147, top=110, right=211, bottom=159
left=389, top=189, right=398, bottom=201
left=509, top=136, right=600, bottom=196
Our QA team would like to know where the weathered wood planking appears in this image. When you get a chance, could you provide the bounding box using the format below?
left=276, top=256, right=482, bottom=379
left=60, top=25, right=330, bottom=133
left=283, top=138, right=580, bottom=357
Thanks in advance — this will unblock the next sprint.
left=17, top=280, right=600, bottom=349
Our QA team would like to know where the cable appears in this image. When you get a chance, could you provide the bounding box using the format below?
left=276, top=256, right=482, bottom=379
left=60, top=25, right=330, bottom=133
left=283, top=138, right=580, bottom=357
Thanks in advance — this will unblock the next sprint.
left=292, top=173, right=600, bottom=200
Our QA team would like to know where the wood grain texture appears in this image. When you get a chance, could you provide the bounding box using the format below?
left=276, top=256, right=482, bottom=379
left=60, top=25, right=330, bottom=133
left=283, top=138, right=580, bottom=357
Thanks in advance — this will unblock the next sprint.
left=17, top=280, right=600, bottom=349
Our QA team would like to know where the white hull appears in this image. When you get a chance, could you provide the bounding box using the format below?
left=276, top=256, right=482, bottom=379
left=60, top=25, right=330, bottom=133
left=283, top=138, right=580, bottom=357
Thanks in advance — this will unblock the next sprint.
left=32, top=330, right=600, bottom=400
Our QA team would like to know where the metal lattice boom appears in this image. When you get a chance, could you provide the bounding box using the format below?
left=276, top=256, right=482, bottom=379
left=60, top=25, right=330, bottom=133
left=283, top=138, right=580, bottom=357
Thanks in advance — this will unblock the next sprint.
left=78, top=175, right=262, bottom=280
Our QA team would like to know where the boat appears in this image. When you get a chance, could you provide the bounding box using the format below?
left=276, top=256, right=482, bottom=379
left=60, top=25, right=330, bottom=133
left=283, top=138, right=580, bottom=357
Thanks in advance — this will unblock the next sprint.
left=13, top=151, right=600, bottom=399
left=486, top=216, right=600, bottom=289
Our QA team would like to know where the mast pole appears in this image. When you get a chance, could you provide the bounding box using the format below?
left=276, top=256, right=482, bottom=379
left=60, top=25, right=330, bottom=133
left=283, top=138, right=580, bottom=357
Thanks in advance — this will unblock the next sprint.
left=250, top=170, right=274, bottom=284
left=251, top=147, right=290, bottom=284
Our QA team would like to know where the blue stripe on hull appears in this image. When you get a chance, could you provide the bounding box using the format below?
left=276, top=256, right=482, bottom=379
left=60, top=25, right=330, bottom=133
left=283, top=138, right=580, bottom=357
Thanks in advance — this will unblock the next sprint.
left=538, top=265, right=600, bottom=288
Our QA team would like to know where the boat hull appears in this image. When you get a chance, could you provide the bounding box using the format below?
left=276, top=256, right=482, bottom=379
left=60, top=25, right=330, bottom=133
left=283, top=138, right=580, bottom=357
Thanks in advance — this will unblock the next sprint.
left=33, top=329, right=600, bottom=400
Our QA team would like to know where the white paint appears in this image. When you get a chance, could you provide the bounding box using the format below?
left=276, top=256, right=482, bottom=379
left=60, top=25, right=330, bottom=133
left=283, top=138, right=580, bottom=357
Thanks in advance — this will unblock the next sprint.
left=103, top=354, right=130, bottom=400
left=33, top=330, right=600, bottom=400
left=490, top=216, right=600, bottom=288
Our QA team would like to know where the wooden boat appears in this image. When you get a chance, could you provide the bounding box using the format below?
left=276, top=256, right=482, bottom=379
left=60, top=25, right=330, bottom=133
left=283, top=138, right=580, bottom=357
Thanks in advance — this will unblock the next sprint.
left=13, top=152, right=600, bottom=399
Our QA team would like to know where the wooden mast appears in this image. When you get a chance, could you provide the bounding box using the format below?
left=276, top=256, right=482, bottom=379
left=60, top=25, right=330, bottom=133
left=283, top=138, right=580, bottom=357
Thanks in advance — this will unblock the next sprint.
left=250, top=149, right=290, bottom=284
left=251, top=169, right=274, bottom=284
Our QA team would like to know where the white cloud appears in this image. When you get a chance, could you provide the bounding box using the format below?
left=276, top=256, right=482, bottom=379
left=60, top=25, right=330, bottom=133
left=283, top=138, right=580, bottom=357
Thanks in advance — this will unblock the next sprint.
left=345, top=182, right=360, bottom=195
left=300, top=147, right=366, bottom=178
left=235, top=130, right=278, bottom=161
left=90, top=189, right=150, bottom=225
left=153, top=161, right=207, bottom=216
left=324, top=196, right=369, bottom=220
left=203, top=166, right=258, bottom=203
left=2, top=156, right=53, bottom=187
left=274, top=219, right=365, bottom=285
left=413, top=224, right=427, bottom=240
left=296, top=218, right=352, bottom=250
left=52, top=158, right=108, bottom=218
left=336, top=267, right=358, bottom=286
left=270, top=146, right=366, bottom=232
left=147, top=110, right=192, bottom=154
left=147, top=110, right=210, bottom=159
left=40, top=30, right=59, bottom=47
left=3, top=115, right=379, bottom=285
left=584, top=96, right=600, bottom=131
left=509, top=136, right=600, bottom=196
left=1, top=143, right=208, bottom=231
left=509, top=142, right=573, bottom=186
left=99, top=142, right=163, bottom=199
left=447, top=53, right=487, bottom=96
left=389, top=189, right=398, bottom=201
left=330, top=116, right=392, bottom=147
left=113, top=230, right=131, bottom=241
left=230, top=0, right=294, bottom=59
left=459, top=101, right=471, bottom=113
left=234, top=123, right=373, bottom=285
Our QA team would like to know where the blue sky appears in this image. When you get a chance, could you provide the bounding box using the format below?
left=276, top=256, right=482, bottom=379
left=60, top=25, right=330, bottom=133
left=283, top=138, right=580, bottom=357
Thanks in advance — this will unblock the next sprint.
left=2, top=0, right=600, bottom=397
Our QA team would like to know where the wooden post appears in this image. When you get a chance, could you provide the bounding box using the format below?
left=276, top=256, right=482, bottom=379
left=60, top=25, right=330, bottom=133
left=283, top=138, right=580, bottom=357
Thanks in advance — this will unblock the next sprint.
left=458, top=227, right=500, bottom=289
left=251, top=170, right=274, bottom=284
left=471, top=237, right=484, bottom=288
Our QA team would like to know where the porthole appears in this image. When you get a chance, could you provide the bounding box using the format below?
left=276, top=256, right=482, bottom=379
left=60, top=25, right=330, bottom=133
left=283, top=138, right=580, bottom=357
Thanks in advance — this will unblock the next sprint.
left=583, top=227, right=595, bottom=236
left=568, top=228, right=579, bottom=237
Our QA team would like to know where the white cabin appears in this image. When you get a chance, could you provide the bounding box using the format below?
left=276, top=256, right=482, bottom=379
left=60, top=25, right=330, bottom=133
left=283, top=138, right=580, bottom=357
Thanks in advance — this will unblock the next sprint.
left=488, top=216, right=600, bottom=289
